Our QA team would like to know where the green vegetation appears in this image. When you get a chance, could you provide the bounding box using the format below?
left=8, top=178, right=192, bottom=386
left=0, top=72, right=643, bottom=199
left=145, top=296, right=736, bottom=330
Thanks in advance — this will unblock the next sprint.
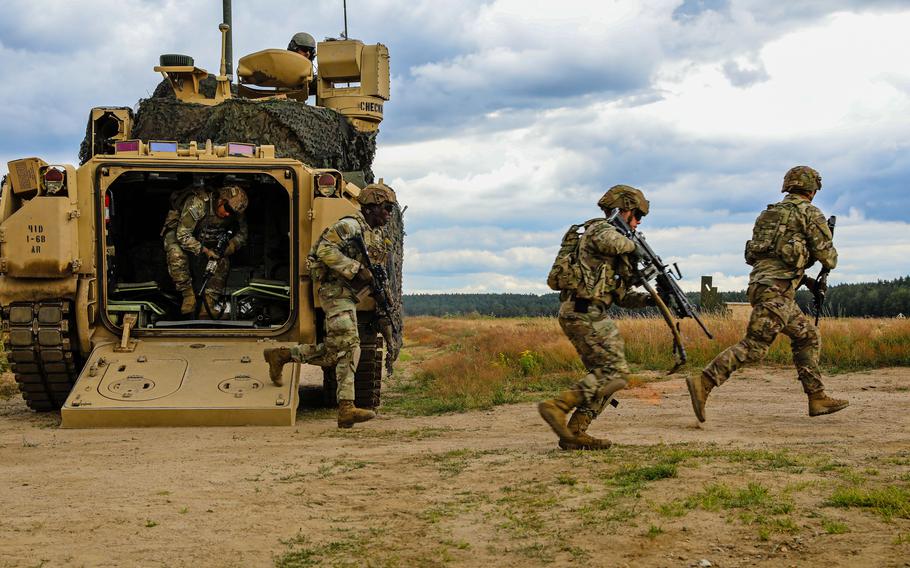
left=821, top=518, right=850, bottom=534
left=645, top=524, right=663, bottom=538
left=826, top=486, right=910, bottom=520
left=402, top=276, right=910, bottom=318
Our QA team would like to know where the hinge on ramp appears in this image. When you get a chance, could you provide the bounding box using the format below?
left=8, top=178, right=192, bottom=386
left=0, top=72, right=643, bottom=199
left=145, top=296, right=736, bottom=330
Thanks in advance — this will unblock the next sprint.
left=114, top=313, right=138, bottom=352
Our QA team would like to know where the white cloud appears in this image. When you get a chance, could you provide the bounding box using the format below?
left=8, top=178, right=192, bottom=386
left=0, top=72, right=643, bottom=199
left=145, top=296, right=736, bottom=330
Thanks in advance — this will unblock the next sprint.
left=2, top=1, right=908, bottom=295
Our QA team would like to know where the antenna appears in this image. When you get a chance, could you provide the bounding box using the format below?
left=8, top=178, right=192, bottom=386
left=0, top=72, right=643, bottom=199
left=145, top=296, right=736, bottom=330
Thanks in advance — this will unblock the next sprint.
left=343, top=0, right=349, bottom=39
left=223, top=0, right=233, bottom=80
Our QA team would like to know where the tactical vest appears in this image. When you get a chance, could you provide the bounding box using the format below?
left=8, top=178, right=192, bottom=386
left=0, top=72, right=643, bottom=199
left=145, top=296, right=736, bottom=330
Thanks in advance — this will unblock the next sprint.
left=548, top=219, right=624, bottom=300
left=744, top=201, right=809, bottom=269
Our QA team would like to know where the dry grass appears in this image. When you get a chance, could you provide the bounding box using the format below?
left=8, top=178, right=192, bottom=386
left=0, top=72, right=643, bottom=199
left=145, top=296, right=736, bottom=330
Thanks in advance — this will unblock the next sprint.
left=388, top=318, right=582, bottom=415
left=390, top=315, right=910, bottom=415
left=624, top=315, right=910, bottom=371
left=0, top=372, right=18, bottom=401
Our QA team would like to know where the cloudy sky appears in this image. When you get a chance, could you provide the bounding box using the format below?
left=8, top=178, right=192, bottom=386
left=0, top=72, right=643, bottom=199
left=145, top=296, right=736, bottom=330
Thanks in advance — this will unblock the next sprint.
left=2, top=0, right=908, bottom=293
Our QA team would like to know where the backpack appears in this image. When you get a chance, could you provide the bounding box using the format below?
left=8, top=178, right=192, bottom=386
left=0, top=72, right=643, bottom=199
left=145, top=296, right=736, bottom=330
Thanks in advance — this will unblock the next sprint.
left=744, top=202, right=808, bottom=268
left=170, top=185, right=208, bottom=212
left=160, top=187, right=209, bottom=235
left=547, top=219, right=599, bottom=292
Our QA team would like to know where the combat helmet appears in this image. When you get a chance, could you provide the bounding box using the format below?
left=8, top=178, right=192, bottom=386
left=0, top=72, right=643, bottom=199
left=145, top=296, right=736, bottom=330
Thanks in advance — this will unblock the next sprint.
left=288, top=32, right=317, bottom=52
left=598, top=184, right=649, bottom=217
left=219, top=185, right=249, bottom=214
left=359, top=180, right=397, bottom=207
left=782, top=166, right=822, bottom=194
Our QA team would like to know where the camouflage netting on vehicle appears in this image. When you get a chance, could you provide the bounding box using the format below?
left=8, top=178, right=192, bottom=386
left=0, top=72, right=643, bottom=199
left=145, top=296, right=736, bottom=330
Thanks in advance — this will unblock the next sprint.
left=79, top=79, right=377, bottom=180
left=383, top=202, right=405, bottom=365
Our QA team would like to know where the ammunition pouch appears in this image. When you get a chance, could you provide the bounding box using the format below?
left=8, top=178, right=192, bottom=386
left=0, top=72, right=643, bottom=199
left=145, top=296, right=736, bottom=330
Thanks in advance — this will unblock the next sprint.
left=779, top=235, right=809, bottom=270
left=744, top=239, right=770, bottom=266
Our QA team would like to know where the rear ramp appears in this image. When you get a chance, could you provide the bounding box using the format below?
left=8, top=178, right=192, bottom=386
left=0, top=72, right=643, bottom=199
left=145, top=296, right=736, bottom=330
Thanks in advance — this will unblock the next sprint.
left=61, top=340, right=299, bottom=428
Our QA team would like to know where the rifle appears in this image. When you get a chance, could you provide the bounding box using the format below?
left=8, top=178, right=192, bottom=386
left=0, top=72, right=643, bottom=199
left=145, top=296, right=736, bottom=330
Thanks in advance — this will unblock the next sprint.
left=194, top=229, right=234, bottom=319
left=811, top=215, right=836, bottom=325
left=607, top=209, right=714, bottom=374
left=353, top=234, right=402, bottom=376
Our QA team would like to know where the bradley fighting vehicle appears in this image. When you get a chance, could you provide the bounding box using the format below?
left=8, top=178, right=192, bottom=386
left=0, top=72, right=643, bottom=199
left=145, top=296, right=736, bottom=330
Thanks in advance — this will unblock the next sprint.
left=0, top=24, right=403, bottom=427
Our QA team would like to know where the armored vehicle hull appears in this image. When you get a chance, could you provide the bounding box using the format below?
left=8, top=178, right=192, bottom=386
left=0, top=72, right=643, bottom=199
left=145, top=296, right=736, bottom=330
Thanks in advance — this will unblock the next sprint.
left=1, top=33, right=401, bottom=426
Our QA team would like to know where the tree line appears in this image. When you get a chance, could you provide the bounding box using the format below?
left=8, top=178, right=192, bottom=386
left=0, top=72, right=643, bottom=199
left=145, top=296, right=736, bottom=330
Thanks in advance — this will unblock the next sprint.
left=402, top=276, right=910, bottom=318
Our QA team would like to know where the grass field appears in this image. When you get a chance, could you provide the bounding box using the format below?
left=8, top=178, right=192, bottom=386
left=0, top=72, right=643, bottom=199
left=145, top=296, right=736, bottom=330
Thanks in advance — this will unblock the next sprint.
left=388, top=315, right=910, bottom=415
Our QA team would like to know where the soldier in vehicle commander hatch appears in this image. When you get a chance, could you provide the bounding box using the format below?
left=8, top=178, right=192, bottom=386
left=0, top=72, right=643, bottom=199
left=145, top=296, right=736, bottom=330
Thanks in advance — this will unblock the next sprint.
left=686, top=165, right=848, bottom=423
left=288, top=32, right=317, bottom=61
left=264, top=183, right=397, bottom=429
left=162, top=185, right=249, bottom=318
left=287, top=32, right=318, bottom=96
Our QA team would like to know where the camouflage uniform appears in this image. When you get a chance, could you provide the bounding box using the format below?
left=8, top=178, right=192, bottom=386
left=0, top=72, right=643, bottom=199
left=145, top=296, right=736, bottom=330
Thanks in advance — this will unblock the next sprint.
left=539, top=184, right=653, bottom=450
left=162, top=189, right=248, bottom=299
left=291, top=213, right=387, bottom=402
left=702, top=193, right=837, bottom=394
left=559, top=219, right=651, bottom=413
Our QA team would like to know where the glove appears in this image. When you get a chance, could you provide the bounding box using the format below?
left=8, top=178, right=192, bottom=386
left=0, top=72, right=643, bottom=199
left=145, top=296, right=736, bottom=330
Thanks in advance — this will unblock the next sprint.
left=224, top=240, right=238, bottom=257
left=355, top=265, right=373, bottom=284
left=800, top=275, right=819, bottom=293
left=633, top=241, right=648, bottom=260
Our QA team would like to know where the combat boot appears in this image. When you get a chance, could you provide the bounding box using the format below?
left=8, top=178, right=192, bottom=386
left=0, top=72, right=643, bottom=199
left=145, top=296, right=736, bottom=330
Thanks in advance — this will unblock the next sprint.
left=337, top=400, right=375, bottom=428
left=559, top=410, right=612, bottom=450
left=808, top=391, right=849, bottom=417
left=686, top=371, right=715, bottom=423
left=179, top=288, right=196, bottom=316
left=538, top=389, right=586, bottom=442
left=263, top=347, right=293, bottom=386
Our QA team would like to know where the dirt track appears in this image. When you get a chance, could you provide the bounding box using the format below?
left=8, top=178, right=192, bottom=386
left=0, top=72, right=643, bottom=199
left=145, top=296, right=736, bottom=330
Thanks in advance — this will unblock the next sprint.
left=1, top=366, right=908, bottom=568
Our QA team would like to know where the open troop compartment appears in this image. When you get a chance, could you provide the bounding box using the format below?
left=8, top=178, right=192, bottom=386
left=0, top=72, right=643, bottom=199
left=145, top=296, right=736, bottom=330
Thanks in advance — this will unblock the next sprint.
left=101, top=169, right=293, bottom=330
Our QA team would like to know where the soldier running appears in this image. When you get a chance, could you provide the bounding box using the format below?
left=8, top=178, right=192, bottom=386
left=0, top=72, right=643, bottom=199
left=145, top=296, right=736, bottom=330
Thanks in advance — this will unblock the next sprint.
left=687, top=166, right=848, bottom=421
left=539, top=185, right=655, bottom=450
left=263, top=183, right=397, bottom=428
left=162, top=185, right=248, bottom=317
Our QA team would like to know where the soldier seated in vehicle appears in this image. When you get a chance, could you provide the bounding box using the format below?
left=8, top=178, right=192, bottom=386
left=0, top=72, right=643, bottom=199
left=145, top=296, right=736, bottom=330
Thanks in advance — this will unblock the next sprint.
left=161, top=185, right=249, bottom=318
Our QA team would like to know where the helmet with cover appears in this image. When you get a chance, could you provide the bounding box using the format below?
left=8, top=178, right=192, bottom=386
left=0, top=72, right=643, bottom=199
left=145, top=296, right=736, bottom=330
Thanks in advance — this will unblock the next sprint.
left=597, top=184, right=649, bottom=217
left=359, top=181, right=397, bottom=207
left=782, top=165, right=822, bottom=194
left=287, top=32, right=317, bottom=53
left=218, top=185, right=249, bottom=214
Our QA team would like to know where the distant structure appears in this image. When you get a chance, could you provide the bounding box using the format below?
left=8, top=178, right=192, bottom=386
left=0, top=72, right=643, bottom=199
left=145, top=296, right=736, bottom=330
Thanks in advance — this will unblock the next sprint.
left=700, top=276, right=723, bottom=313
left=700, top=275, right=750, bottom=320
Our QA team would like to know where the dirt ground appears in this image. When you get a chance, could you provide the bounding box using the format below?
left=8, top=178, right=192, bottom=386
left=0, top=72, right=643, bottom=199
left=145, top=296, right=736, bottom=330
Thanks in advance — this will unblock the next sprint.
left=1, top=366, right=908, bottom=568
